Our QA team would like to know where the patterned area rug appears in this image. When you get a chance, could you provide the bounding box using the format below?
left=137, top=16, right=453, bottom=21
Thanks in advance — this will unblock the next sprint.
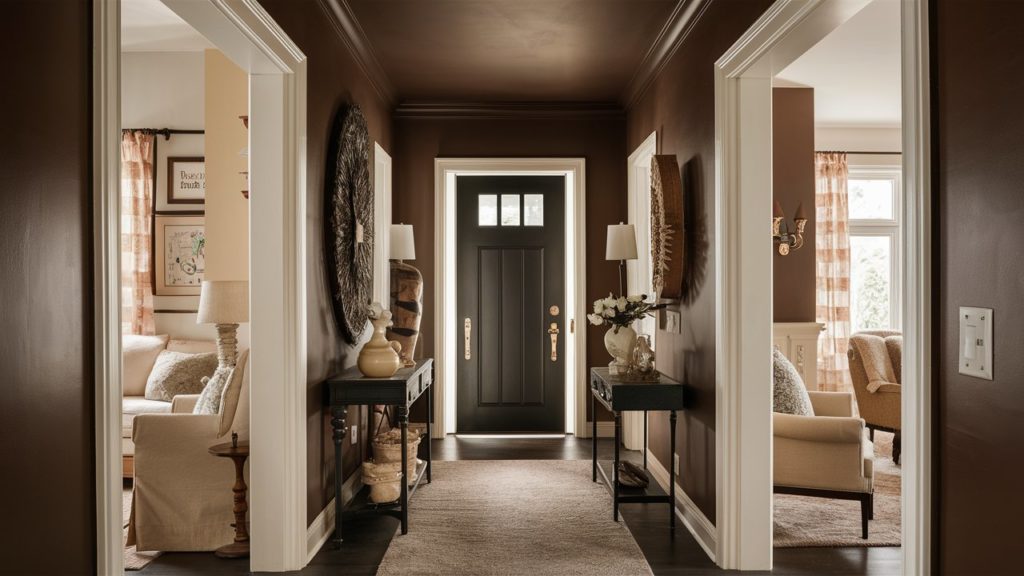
left=123, top=483, right=160, bottom=570
left=774, top=431, right=901, bottom=547
left=376, top=460, right=653, bottom=576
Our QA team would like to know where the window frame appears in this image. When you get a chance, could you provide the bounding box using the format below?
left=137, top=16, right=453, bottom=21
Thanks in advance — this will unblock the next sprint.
left=848, top=164, right=903, bottom=332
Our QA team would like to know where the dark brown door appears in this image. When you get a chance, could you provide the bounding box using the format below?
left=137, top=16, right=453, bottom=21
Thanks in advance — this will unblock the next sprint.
left=456, top=176, right=566, bottom=433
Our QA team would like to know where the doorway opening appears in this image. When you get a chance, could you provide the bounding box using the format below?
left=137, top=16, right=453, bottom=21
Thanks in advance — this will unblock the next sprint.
left=713, top=0, right=931, bottom=572
left=434, top=159, right=587, bottom=438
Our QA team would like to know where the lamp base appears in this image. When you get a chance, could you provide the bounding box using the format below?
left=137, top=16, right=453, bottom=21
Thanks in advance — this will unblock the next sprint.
left=215, top=323, right=240, bottom=369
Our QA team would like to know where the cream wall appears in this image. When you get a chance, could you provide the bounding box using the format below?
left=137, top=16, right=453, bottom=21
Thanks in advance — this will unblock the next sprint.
left=203, top=49, right=250, bottom=282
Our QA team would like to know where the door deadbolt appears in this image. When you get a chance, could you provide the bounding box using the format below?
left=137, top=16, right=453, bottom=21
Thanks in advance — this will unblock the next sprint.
left=549, top=305, right=560, bottom=316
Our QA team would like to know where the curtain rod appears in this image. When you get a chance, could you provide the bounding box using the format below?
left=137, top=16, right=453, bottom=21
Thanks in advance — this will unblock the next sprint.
left=818, top=150, right=902, bottom=156
left=123, top=128, right=205, bottom=140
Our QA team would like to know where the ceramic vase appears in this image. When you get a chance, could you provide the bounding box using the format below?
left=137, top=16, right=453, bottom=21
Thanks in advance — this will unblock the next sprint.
left=604, top=324, right=637, bottom=375
left=358, top=311, right=402, bottom=378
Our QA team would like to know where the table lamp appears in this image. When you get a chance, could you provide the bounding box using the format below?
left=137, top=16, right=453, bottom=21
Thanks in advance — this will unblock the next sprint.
left=606, top=222, right=638, bottom=295
left=388, top=224, right=421, bottom=367
left=198, top=280, right=249, bottom=369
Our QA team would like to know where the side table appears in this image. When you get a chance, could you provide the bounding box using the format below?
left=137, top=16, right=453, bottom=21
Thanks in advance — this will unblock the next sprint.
left=209, top=436, right=250, bottom=559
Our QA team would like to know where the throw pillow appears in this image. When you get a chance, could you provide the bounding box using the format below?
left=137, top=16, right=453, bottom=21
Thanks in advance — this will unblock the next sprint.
left=122, top=334, right=169, bottom=396
left=194, top=366, right=234, bottom=416
left=144, top=350, right=219, bottom=402
left=772, top=347, right=814, bottom=416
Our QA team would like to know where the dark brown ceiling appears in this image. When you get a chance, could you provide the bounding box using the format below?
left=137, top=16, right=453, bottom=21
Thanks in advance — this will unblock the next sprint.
left=345, top=0, right=679, bottom=103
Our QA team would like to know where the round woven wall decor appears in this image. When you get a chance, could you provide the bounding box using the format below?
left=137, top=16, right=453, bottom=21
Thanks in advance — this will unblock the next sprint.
left=650, top=155, right=684, bottom=300
left=326, top=105, right=374, bottom=344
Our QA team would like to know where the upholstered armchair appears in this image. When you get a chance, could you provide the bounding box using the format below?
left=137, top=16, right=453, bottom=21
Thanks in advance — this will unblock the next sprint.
left=848, top=330, right=902, bottom=463
left=774, top=391, right=875, bottom=538
left=128, top=350, right=250, bottom=552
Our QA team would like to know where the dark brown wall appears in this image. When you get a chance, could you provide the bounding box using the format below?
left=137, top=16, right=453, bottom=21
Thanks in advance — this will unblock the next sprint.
left=933, top=2, right=1024, bottom=573
left=392, top=112, right=626, bottom=421
left=772, top=87, right=817, bottom=323
left=625, top=0, right=774, bottom=522
left=0, top=0, right=95, bottom=573
left=259, top=0, right=394, bottom=525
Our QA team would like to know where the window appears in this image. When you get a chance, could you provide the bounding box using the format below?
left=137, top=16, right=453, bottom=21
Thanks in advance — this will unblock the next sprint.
left=523, top=194, right=544, bottom=226
left=478, top=194, right=498, bottom=226
left=848, top=165, right=901, bottom=333
left=480, top=193, right=544, bottom=227
left=500, top=194, right=521, bottom=226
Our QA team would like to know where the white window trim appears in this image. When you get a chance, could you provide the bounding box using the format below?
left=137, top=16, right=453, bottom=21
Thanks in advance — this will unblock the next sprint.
left=848, top=164, right=903, bottom=332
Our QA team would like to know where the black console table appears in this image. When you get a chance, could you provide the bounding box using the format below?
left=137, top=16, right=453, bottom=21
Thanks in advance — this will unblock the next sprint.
left=325, top=359, right=434, bottom=547
left=590, top=367, right=685, bottom=526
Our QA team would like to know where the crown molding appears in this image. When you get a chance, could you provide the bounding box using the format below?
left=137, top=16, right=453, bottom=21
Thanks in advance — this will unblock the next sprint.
left=394, top=101, right=624, bottom=119
left=318, top=0, right=396, bottom=106
left=622, top=0, right=713, bottom=109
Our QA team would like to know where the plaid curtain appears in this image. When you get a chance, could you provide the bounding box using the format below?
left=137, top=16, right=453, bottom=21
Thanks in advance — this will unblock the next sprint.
left=121, top=130, right=155, bottom=335
left=815, top=152, right=851, bottom=391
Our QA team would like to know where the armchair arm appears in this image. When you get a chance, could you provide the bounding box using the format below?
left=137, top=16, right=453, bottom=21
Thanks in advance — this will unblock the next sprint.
left=171, top=394, right=201, bottom=414
left=872, top=383, right=902, bottom=395
left=807, top=391, right=853, bottom=417
left=773, top=412, right=865, bottom=444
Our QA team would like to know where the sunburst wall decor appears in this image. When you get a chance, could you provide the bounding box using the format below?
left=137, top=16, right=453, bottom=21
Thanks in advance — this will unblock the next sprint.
left=650, top=154, right=684, bottom=300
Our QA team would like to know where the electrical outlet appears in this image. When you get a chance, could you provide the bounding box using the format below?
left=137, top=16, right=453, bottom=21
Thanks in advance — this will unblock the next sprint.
left=350, top=425, right=358, bottom=445
left=673, top=453, right=680, bottom=476
left=665, top=310, right=681, bottom=334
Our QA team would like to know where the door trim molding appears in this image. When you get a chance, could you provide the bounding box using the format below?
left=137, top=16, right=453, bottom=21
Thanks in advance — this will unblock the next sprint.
left=434, top=158, right=587, bottom=437
left=713, top=0, right=931, bottom=571
left=94, top=0, right=310, bottom=571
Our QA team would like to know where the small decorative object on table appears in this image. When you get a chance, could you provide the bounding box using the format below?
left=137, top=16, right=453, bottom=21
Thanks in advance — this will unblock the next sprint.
left=624, top=334, right=658, bottom=381
left=358, top=302, right=403, bottom=378
left=587, top=294, right=663, bottom=375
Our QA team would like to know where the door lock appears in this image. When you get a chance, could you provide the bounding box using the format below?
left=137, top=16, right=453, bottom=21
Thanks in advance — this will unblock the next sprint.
left=464, top=318, right=472, bottom=360
left=548, top=322, right=559, bottom=361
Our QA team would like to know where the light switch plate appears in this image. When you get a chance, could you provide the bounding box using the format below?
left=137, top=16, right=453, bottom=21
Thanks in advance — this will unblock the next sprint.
left=959, top=306, right=993, bottom=380
left=665, top=310, right=681, bottom=334
left=350, top=425, right=358, bottom=445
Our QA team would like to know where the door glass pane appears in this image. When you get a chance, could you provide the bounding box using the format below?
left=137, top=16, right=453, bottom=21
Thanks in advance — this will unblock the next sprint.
left=501, top=194, right=520, bottom=226
left=523, top=194, right=544, bottom=226
left=478, top=194, right=497, bottom=226
left=849, top=179, right=895, bottom=220
left=850, top=235, right=892, bottom=332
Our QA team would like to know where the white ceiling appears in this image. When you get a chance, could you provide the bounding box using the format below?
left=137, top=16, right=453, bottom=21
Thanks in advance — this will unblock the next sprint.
left=121, top=0, right=214, bottom=52
left=775, top=0, right=901, bottom=127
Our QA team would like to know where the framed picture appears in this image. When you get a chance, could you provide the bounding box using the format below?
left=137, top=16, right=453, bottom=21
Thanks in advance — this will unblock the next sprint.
left=154, top=215, right=206, bottom=295
left=167, top=156, right=206, bottom=204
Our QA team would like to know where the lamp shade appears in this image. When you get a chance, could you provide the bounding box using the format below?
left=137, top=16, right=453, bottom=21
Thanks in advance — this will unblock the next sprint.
left=390, top=224, right=416, bottom=261
left=197, top=280, right=249, bottom=324
left=606, top=222, right=638, bottom=261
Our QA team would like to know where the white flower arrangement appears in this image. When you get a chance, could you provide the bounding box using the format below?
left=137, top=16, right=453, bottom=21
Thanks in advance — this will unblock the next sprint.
left=586, top=293, right=662, bottom=332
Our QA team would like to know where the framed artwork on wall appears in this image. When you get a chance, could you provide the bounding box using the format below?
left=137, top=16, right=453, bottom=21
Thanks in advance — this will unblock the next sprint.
left=154, top=214, right=206, bottom=295
left=167, top=156, right=206, bottom=204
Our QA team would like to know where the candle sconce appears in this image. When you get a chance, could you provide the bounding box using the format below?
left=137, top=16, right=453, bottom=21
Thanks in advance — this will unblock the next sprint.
left=772, top=201, right=808, bottom=256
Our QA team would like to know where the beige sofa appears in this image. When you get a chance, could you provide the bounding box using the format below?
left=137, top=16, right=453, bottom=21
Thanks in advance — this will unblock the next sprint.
left=122, top=335, right=219, bottom=476
left=128, top=347, right=251, bottom=552
left=774, top=391, right=875, bottom=538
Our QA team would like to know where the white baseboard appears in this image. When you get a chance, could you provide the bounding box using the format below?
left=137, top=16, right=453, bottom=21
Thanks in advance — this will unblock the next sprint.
left=645, top=449, right=717, bottom=563
left=306, top=470, right=363, bottom=563
left=581, top=421, right=616, bottom=438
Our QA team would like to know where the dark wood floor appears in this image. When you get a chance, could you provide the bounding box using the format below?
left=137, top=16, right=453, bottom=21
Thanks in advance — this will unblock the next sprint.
left=139, top=437, right=901, bottom=575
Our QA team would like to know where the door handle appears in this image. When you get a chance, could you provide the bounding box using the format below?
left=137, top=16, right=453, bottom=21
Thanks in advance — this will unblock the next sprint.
left=464, top=318, right=472, bottom=360
left=548, top=322, right=559, bottom=362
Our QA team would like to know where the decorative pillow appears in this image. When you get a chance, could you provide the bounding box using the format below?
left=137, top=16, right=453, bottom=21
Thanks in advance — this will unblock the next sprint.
left=144, top=350, right=218, bottom=402
left=215, top=350, right=250, bottom=434
left=773, top=347, right=814, bottom=416
left=192, top=367, right=232, bottom=415
left=166, top=339, right=218, bottom=354
left=122, top=334, right=169, bottom=396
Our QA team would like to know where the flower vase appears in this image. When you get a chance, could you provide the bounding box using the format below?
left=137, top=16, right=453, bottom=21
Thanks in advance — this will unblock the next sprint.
left=604, top=324, right=637, bottom=376
left=358, top=312, right=402, bottom=378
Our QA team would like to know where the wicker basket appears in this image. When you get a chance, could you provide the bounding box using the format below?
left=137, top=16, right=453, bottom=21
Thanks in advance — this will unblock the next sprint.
left=372, top=428, right=422, bottom=483
left=361, top=460, right=402, bottom=503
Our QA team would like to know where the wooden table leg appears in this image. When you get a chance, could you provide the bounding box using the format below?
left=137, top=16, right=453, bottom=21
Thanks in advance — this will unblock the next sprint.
left=669, top=409, right=676, bottom=529
left=215, top=453, right=250, bottom=558
left=330, top=405, right=347, bottom=548
left=643, top=409, right=648, bottom=469
left=613, top=410, right=621, bottom=522
left=591, top=391, right=597, bottom=482
left=426, top=373, right=433, bottom=484
left=398, top=404, right=409, bottom=535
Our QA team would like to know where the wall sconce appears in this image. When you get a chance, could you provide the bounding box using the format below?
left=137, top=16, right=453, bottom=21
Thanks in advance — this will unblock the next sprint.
left=772, top=201, right=807, bottom=256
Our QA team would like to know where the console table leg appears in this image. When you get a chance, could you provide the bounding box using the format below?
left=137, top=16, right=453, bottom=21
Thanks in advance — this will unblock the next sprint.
left=426, top=369, right=433, bottom=483
left=398, top=404, right=409, bottom=535
left=643, top=410, right=648, bottom=469
left=591, top=391, right=597, bottom=482
left=330, top=406, right=347, bottom=547
left=613, top=410, right=621, bottom=522
left=669, top=409, right=677, bottom=529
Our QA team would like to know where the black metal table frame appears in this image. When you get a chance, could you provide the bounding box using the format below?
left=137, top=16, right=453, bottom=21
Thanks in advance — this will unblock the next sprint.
left=591, top=384, right=677, bottom=527
left=326, top=360, right=434, bottom=547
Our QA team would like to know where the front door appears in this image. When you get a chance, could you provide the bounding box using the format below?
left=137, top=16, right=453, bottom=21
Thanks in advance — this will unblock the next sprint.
left=456, top=175, right=565, bottom=433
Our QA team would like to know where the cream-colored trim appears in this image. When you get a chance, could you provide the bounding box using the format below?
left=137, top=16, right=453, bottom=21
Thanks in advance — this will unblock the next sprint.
left=646, top=449, right=717, bottom=563
left=93, top=0, right=122, bottom=573
left=306, top=472, right=363, bottom=564
left=714, top=0, right=873, bottom=570
left=372, top=142, right=393, bottom=306
left=434, top=158, right=587, bottom=437
left=772, top=322, right=824, bottom=390
left=901, top=1, right=933, bottom=573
